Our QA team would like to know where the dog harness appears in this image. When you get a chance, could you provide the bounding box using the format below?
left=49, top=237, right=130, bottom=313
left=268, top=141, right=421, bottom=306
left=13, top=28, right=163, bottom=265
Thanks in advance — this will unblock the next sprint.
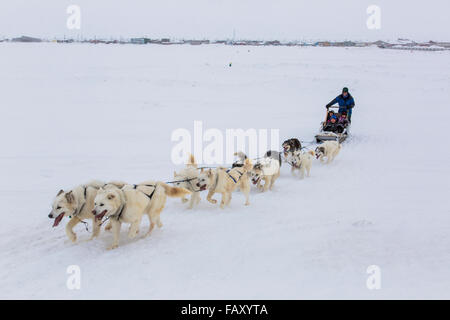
left=226, top=169, right=244, bottom=183
left=133, top=184, right=157, bottom=199
left=70, top=186, right=90, bottom=232
left=114, top=203, right=126, bottom=220
left=110, top=185, right=156, bottom=223
left=72, top=186, right=88, bottom=217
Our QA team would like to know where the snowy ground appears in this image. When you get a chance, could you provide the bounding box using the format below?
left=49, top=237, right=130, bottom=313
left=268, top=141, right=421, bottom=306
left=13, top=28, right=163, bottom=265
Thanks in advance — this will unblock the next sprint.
left=0, top=43, right=449, bottom=299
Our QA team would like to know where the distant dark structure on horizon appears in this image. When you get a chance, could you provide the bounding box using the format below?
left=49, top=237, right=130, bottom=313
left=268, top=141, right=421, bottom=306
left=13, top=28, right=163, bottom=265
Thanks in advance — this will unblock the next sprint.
left=11, top=36, right=42, bottom=43
left=3, top=35, right=449, bottom=51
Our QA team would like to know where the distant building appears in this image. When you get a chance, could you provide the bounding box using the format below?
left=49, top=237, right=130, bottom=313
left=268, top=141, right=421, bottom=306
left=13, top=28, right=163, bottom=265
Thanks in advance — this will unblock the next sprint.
left=57, top=39, right=74, bottom=43
left=184, top=40, right=209, bottom=45
left=333, top=41, right=356, bottom=47
left=12, top=36, right=42, bottom=43
left=430, top=41, right=450, bottom=48
left=315, top=41, right=331, bottom=47
left=264, top=40, right=281, bottom=46
left=131, top=38, right=146, bottom=44
left=372, top=40, right=391, bottom=48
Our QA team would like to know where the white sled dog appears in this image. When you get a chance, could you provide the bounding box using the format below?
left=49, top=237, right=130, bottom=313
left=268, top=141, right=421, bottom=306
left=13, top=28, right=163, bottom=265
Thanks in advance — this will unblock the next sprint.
left=235, top=151, right=280, bottom=192
left=315, top=141, right=342, bottom=164
left=92, top=182, right=190, bottom=249
left=204, top=156, right=253, bottom=208
left=49, top=180, right=126, bottom=243
left=291, top=150, right=315, bottom=179
left=173, top=154, right=209, bottom=209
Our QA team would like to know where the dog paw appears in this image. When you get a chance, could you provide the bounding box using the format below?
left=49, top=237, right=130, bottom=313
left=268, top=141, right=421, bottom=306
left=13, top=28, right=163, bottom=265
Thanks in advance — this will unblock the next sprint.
left=182, top=198, right=189, bottom=203
left=244, top=202, right=250, bottom=206
left=68, top=234, right=77, bottom=243
left=107, top=244, right=118, bottom=250
left=208, top=199, right=217, bottom=204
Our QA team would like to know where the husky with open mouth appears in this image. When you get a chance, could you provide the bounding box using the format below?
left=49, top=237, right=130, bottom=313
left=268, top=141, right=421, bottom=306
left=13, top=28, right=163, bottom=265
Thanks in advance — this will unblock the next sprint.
left=282, top=138, right=302, bottom=157
left=49, top=180, right=126, bottom=243
left=173, top=154, right=209, bottom=209
left=250, top=157, right=281, bottom=192
left=92, top=182, right=190, bottom=250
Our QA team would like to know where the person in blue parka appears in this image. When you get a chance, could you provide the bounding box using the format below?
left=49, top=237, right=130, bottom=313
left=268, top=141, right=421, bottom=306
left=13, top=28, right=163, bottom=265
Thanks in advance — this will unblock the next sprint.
left=326, top=87, right=355, bottom=122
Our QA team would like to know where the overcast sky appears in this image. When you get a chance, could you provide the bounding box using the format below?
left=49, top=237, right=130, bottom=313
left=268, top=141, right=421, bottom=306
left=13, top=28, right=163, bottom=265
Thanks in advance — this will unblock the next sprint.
left=0, top=0, right=449, bottom=41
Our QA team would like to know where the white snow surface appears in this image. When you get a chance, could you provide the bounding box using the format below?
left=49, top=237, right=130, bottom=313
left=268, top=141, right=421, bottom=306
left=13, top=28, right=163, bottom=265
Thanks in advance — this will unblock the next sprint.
left=0, top=43, right=449, bottom=299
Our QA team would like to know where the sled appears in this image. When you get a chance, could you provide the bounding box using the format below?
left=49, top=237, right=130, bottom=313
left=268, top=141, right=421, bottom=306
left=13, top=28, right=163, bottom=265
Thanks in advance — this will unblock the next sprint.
left=315, top=106, right=350, bottom=143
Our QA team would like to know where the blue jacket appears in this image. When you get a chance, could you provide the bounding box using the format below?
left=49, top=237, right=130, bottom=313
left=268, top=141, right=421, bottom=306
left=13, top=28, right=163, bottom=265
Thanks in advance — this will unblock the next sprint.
left=327, top=94, right=355, bottom=110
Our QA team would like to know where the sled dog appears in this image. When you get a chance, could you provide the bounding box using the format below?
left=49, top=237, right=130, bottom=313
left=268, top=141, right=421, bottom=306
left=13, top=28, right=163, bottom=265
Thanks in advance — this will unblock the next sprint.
left=173, top=154, right=209, bottom=209
left=282, top=138, right=302, bottom=157
left=250, top=156, right=281, bottom=191
left=49, top=180, right=126, bottom=243
left=291, top=150, right=315, bottom=178
left=205, top=158, right=253, bottom=208
left=92, top=182, right=190, bottom=249
left=264, top=150, right=283, bottom=167
left=231, top=151, right=248, bottom=168
left=315, top=141, right=341, bottom=164
left=282, top=138, right=302, bottom=175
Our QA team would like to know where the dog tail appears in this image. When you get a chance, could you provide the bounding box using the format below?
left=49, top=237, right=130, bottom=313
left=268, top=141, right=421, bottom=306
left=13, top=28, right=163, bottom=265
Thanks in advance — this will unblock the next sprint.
left=186, top=153, right=197, bottom=168
left=234, top=151, right=247, bottom=162
left=159, top=182, right=191, bottom=198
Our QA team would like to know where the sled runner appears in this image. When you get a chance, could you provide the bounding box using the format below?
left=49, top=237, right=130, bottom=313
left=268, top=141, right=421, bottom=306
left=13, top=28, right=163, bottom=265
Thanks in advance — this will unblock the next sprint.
left=315, top=106, right=350, bottom=143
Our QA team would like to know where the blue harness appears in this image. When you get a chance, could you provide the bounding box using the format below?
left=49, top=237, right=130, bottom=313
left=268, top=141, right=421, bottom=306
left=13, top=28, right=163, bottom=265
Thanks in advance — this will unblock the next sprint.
left=226, top=169, right=244, bottom=183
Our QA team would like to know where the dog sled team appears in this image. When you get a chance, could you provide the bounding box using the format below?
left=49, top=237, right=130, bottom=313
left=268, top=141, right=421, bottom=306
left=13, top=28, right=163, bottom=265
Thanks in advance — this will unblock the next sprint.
left=48, top=86, right=351, bottom=249
left=49, top=138, right=342, bottom=250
